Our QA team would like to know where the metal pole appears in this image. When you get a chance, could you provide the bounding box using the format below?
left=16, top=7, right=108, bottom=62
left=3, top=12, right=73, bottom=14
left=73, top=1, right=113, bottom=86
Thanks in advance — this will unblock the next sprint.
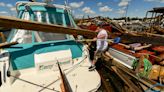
left=154, top=12, right=157, bottom=26
left=144, top=11, right=148, bottom=23
left=150, top=12, right=154, bottom=32
left=125, top=3, right=129, bottom=28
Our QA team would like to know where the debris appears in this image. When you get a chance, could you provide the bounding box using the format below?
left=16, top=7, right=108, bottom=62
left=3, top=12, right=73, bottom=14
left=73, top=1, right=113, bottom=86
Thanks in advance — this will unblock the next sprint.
left=160, top=66, right=164, bottom=83
left=148, top=65, right=160, bottom=80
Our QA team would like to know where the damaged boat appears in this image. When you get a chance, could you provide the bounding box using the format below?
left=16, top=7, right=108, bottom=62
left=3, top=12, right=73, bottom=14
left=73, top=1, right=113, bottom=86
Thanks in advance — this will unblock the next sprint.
left=0, top=1, right=101, bottom=92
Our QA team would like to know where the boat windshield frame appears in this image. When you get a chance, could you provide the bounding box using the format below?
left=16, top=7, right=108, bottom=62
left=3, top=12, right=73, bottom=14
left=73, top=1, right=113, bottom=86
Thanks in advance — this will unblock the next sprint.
left=7, top=4, right=76, bottom=43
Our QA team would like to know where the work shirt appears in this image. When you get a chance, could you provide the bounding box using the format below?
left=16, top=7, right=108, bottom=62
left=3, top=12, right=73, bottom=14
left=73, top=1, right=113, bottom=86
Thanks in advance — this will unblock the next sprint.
left=96, top=29, right=108, bottom=51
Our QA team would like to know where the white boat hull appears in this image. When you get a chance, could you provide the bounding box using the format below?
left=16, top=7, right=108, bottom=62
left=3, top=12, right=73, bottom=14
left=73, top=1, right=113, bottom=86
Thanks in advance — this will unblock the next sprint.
left=0, top=57, right=101, bottom=92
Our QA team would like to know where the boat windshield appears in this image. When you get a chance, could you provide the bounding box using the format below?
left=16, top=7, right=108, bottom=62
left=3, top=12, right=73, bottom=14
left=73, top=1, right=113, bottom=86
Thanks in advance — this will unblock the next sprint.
left=9, top=7, right=75, bottom=43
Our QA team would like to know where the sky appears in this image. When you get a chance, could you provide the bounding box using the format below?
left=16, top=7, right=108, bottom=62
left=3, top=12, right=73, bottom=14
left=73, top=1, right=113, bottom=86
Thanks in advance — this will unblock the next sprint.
left=0, top=0, right=163, bottom=18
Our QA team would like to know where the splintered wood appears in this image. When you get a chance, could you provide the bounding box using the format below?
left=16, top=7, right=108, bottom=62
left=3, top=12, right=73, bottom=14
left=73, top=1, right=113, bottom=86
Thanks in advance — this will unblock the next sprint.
left=148, top=65, right=164, bottom=83
left=111, top=66, right=142, bottom=92
left=0, top=16, right=97, bottom=38
left=148, top=65, right=161, bottom=80
left=160, top=67, right=164, bottom=83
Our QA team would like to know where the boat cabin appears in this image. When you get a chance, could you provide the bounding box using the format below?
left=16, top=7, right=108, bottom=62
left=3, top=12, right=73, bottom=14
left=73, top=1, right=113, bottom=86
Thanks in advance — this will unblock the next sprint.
left=0, top=2, right=101, bottom=92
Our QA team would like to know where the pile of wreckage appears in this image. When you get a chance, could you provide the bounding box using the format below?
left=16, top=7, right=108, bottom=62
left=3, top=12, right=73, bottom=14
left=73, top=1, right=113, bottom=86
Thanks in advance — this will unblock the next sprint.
left=76, top=7, right=164, bottom=91
left=144, top=7, right=164, bottom=34
left=0, top=6, right=163, bottom=91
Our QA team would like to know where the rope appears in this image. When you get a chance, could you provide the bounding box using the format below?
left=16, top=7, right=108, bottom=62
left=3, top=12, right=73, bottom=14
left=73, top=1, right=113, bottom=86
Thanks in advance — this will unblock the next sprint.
left=62, top=55, right=88, bottom=75
left=9, top=55, right=87, bottom=92
left=145, top=83, right=164, bottom=92
left=38, top=55, right=88, bottom=92
left=9, top=74, right=60, bottom=92
left=8, top=53, right=48, bottom=92
left=5, top=48, right=88, bottom=92
left=76, top=39, right=113, bottom=43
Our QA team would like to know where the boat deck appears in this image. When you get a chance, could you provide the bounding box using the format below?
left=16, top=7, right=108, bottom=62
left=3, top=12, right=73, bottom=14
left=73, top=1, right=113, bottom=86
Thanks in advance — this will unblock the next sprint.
left=0, top=60, right=101, bottom=92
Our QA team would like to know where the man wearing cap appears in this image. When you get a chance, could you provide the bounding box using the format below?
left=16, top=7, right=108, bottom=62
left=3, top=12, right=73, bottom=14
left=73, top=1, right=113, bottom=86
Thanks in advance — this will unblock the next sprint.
left=88, top=24, right=108, bottom=71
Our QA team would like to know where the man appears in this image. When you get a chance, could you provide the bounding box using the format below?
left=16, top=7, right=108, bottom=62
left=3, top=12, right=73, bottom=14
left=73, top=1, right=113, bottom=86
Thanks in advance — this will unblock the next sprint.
left=88, top=24, right=108, bottom=71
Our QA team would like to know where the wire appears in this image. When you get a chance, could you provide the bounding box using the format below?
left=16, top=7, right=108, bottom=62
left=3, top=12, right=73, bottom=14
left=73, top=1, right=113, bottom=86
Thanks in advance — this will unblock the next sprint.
left=6, top=49, right=87, bottom=92
left=9, top=74, right=60, bottom=92
left=38, top=55, right=87, bottom=92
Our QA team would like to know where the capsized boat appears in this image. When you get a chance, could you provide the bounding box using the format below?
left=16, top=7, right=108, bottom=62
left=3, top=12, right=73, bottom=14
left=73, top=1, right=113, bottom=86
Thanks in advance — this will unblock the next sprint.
left=0, top=1, right=101, bottom=92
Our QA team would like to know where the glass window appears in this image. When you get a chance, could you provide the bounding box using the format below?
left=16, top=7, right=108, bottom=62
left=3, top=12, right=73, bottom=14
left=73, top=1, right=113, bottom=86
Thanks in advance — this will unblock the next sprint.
left=55, top=12, right=63, bottom=25
left=10, top=12, right=32, bottom=43
left=38, top=32, right=66, bottom=42
left=64, top=12, right=72, bottom=27
left=33, top=10, right=67, bottom=42
left=41, top=12, right=47, bottom=23
left=9, top=7, right=76, bottom=43
left=21, top=31, right=32, bottom=43
left=48, top=13, right=56, bottom=24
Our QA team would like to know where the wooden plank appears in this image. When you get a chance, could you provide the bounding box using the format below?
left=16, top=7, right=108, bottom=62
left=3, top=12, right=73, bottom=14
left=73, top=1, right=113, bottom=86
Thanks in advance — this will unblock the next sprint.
left=98, top=69, right=114, bottom=92
left=57, top=62, right=72, bottom=92
left=148, top=65, right=161, bottom=80
left=121, top=33, right=164, bottom=45
left=120, top=66, right=164, bottom=91
left=103, top=52, right=164, bottom=90
left=159, top=66, right=164, bottom=83
left=111, top=66, right=142, bottom=92
left=0, top=32, right=6, bottom=42
left=101, top=62, right=127, bottom=92
left=0, top=16, right=97, bottom=38
left=76, top=39, right=113, bottom=43
left=0, top=42, right=18, bottom=48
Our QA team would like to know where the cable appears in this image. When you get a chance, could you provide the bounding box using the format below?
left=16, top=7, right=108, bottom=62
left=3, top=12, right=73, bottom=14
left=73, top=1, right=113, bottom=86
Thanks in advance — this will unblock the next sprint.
left=8, top=73, right=60, bottom=92
left=38, top=55, right=87, bottom=92
left=6, top=50, right=87, bottom=92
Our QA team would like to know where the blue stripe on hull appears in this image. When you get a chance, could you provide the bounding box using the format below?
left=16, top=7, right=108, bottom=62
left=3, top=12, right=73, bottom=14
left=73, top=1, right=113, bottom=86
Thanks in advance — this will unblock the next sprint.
left=6, top=40, right=83, bottom=70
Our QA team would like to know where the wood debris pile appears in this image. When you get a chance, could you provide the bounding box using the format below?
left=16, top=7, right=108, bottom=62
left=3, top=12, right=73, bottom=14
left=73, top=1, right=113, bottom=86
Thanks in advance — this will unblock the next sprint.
left=77, top=16, right=164, bottom=91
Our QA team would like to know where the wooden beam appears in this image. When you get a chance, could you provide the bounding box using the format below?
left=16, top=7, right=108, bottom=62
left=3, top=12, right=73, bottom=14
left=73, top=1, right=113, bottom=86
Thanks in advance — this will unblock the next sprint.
left=57, top=61, right=72, bottom=92
left=121, top=33, right=164, bottom=45
left=103, top=52, right=163, bottom=90
left=0, top=16, right=97, bottom=38
left=0, top=42, right=18, bottom=48
left=0, top=32, right=6, bottom=42
left=111, top=66, right=142, bottom=92
left=118, top=64, right=163, bottom=90
left=97, top=69, right=114, bottom=92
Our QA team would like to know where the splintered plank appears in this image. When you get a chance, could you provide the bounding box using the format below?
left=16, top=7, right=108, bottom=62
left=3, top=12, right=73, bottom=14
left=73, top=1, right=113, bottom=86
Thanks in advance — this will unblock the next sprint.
left=111, top=66, right=142, bottom=92
left=159, top=66, right=164, bottom=83
left=98, top=69, right=115, bottom=92
left=103, top=53, right=163, bottom=90
left=102, top=63, right=127, bottom=92
left=121, top=34, right=164, bottom=45
left=0, top=16, right=97, bottom=38
left=148, top=65, right=161, bottom=80
left=0, top=42, right=18, bottom=48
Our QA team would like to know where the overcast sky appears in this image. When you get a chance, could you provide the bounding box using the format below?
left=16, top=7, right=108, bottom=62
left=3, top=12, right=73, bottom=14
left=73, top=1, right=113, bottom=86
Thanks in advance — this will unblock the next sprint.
left=0, top=0, right=163, bottom=18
